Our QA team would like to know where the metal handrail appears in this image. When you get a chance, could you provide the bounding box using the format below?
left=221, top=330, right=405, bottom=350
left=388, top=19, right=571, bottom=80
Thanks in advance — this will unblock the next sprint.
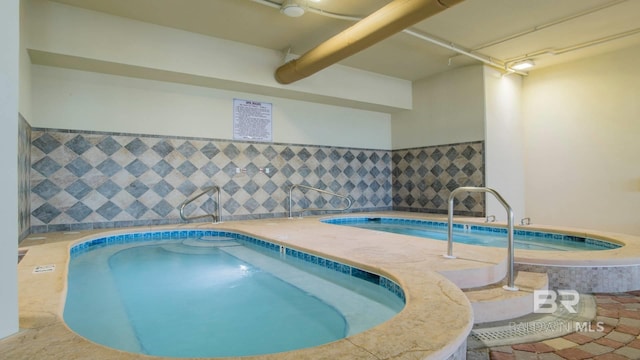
left=288, top=184, right=353, bottom=218
left=179, top=186, right=221, bottom=223
left=444, top=186, right=518, bottom=291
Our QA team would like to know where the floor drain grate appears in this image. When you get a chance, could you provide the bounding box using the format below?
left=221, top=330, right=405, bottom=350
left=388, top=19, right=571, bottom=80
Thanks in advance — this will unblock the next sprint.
left=33, top=264, right=56, bottom=274
left=468, top=294, right=596, bottom=349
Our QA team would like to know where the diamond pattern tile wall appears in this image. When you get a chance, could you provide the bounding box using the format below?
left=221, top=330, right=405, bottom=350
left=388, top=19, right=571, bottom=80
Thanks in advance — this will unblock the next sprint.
left=30, top=129, right=393, bottom=232
left=392, top=141, right=485, bottom=216
left=18, top=115, right=31, bottom=241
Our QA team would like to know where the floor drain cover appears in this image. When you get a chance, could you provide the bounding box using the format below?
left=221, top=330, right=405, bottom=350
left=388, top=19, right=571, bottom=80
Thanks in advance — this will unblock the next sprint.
left=468, top=294, right=596, bottom=348
left=33, top=264, right=56, bottom=274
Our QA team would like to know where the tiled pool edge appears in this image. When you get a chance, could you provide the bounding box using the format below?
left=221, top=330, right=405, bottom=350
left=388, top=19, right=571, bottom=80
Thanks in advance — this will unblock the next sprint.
left=322, top=216, right=621, bottom=250
left=70, top=229, right=406, bottom=303
left=323, top=215, right=640, bottom=293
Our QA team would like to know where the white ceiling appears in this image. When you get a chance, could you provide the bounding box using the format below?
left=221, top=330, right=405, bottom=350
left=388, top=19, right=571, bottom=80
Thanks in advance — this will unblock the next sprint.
left=49, top=0, right=640, bottom=81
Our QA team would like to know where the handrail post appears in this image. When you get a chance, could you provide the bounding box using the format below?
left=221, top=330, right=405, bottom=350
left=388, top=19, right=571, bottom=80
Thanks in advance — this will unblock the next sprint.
left=444, top=186, right=518, bottom=291
left=288, top=184, right=353, bottom=218
left=179, top=185, right=221, bottom=223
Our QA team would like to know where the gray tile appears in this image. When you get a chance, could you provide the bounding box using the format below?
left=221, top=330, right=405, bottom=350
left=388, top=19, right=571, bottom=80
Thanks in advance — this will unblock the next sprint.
left=152, top=200, right=173, bottom=217
left=243, top=180, right=260, bottom=195
left=32, top=180, right=61, bottom=200
left=261, top=180, right=278, bottom=195
left=177, top=141, right=197, bottom=158
left=243, top=198, right=260, bottom=212
left=262, top=146, right=278, bottom=160
left=96, top=201, right=122, bottom=220
left=297, top=148, right=312, bottom=161
left=280, top=147, right=295, bottom=161
left=223, top=198, right=241, bottom=214
left=152, top=140, right=175, bottom=157
left=177, top=180, right=197, bottom=196
left=152, top=159, right=174, bottom=177
left=200, top=162, right=220, bottom=177
left=124, top=138, right=148, bottom=156
left=200, top=142, right=220, bottom=159
left=32, top=133, right=62, bottom=154
left=222, top=180, right=240, bottom=196
left=343, top=151, right=355, bottom=162
left=97, top=180, right=122, bottom=199
left=65, top=135, right=92, bottom=155
left=125, top=159, right=149, bottom=177
left=65, top=157, right=93, bottom=177
left=32, top=156, right=62, bottom=177
left=446, top=147, right=458, bottom=161
left=66, top=202, right=93, bottom=222
left=152, top=180, right=174, bottom=197
left=280, top=164, right=295, bottom=177
left=329, top=149, right=342, bottom=162
left=96, top=158, right=123, bottom=177
left=65, top=180, right=92, bottom=200
left=243, top=145, right=260, bottom=159
left=125, top=200, right=148, bottom=219
left=32, top=203, right=61, bottom=224
left=262, top=197, right=278, bottom=211
left=125, top=180, right=149, bottom=198
left=97, top=136, right=123, bottom=156
left=343, top=165, right=354, bottom=177
left=177, top=161, right=197, bottom=177
left=222, top=162, right=239, bottom=177
left=222, top=143, right=240, bottom=159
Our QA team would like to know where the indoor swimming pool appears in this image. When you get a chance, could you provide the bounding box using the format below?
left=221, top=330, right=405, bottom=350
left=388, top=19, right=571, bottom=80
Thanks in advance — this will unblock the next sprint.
left=64, top=230, right=405, bottom=358
left=324, top=217, right=621, bottom=251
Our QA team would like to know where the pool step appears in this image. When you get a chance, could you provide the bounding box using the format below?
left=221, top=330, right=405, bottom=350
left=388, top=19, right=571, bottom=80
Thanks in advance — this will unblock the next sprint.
left=463, top=271, right=548, bottom=324
left=182, top=236, right=239, bottom=247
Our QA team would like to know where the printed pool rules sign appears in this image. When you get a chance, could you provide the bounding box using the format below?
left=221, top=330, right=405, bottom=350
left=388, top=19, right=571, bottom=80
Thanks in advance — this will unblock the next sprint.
left=233, top=99, right=273, bottom=142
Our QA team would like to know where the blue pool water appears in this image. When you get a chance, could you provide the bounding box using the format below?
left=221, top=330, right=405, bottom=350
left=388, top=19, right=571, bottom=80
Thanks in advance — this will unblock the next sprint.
left=324, top=217, right=620, bottom=251
left=64, top=231, right=404, bottom=358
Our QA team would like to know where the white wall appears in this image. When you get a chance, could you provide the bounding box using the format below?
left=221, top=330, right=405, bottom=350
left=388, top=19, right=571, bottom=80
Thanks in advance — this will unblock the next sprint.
left=483, top=67, right=525, bottom=222
left=19, top=0, right=32, bottom=121
left=24, top=0, right=411, bottom=113
left=391, top=65, right=485, bottom=149
left=523, top=44, right=640, bottom=235
left=32, top=65, right=392, bottom=149
left=0, top=0, right=20, bottom=340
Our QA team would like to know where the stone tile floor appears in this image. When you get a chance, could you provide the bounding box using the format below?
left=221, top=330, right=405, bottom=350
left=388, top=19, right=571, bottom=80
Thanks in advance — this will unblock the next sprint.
left=468, top=291, right=640, bottom=360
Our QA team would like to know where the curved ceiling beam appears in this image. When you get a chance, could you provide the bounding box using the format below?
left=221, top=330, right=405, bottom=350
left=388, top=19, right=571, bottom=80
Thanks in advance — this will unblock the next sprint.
left=275, top=0, right=465, bottom=84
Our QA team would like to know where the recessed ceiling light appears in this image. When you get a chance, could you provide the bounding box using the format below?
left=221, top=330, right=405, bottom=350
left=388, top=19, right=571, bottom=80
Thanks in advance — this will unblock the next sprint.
left=511, top=60, right=535, bottom=71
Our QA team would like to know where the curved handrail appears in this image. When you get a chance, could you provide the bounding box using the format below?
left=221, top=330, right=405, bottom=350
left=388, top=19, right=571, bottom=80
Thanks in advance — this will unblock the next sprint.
left=288, top=184, right=353, bottom=218
left=179, top=186, right=221, bottom=223
left=444, top=186, right=518, bottom=291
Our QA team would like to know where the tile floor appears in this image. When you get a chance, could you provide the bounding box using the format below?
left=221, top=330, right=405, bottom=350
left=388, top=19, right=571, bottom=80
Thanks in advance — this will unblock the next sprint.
left=469, top=291, right=640, bottom=360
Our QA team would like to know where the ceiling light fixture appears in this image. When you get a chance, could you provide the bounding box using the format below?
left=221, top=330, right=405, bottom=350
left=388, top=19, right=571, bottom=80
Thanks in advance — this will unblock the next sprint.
left=511, top=59, right=535, bottom=71
left=281, top=0, right=305, bottom=17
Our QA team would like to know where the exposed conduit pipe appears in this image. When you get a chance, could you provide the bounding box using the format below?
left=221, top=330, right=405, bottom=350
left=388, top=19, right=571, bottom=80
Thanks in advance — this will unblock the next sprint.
left=471, top=0, right=629, bottom=52
left=503, top=27, right=640, bottom=66
left=401, top=29, right=527, bottom=76
left=253, top=0, right=517, bottom=76
left=254, top=0, right=635, bottom=76
left=274, top=0, right=465, bottom=84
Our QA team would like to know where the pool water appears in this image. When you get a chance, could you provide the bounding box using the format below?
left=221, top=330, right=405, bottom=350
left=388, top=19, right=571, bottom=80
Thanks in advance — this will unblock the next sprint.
left=64, top=235, right=404, bottom=357
left=324, top=217, right=620, bottom=251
